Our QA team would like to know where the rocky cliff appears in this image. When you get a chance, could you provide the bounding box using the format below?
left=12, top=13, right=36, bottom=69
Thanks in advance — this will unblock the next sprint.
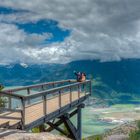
left=0, top=129, right=70, bottom=140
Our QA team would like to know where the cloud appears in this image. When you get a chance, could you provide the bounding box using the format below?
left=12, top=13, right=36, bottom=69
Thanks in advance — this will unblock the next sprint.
left=0, top=0, right=140, bottom=64
left=0, top=23, right=52, bottom=47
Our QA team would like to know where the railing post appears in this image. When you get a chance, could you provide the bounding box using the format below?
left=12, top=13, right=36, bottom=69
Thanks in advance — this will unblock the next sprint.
left=59, top=91, right=61, bottom=109
left=27, top=88, right=30, bottom=104
left=78, top=84, right=80, bottom=99
left=43, top=94, right=47, bottom=116
left=27, top=88, right=30, bottom=94
left=8, top=96, right=12, bottom=109
left=7, top=91, right=12, bottom=109
left=41, top=85, right=44, bottom=90
left=52, top=83, right=55, bottom=88
left=21, top=97, right=25, bottom=129
left=77, top=106, right=82, bottom=140
left=90, top=80, right=92, bottom=96
left=83, top=82, right=86, bottom=95
left=70, top=87, right=72, bottom=103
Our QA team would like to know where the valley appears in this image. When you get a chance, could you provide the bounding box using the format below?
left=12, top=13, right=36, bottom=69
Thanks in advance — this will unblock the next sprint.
left=82, top=104, right=140, bottom=138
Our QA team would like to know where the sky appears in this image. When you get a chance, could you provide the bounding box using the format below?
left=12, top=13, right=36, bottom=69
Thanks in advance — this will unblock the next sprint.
left=0, top=0, right=140, bottom=64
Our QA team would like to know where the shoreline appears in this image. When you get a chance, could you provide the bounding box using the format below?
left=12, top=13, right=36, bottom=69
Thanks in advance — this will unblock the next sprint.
left=82, top=103, right=140, bottom=137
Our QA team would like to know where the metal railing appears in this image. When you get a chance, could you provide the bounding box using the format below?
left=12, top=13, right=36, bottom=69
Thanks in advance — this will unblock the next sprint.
left=4, top=79, right=74, bottom=93
left=0, top=79, right=92, bottom=129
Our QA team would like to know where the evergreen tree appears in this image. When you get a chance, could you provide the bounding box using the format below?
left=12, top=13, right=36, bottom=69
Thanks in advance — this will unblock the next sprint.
left=129, top=121, right=140, bottom=140
left=0, top=84, right=5, bottom=108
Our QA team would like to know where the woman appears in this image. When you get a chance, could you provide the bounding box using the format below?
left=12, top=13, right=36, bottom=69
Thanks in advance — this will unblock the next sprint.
left=81, top=72, right=86, bottom=82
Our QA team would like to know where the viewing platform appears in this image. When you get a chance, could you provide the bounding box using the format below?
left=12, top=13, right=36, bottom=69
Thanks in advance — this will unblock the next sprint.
left=0, top=79, right=91, bottom=140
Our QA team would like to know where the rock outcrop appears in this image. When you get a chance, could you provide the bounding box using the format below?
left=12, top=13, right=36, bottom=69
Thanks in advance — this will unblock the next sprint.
left=0, top=129, right=70, bottom=140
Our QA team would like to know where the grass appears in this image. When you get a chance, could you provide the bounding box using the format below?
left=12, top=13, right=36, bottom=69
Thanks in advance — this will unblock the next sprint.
left=129, top=120, right=140, bottom=140
left=83, top=134, right=103, bottom=140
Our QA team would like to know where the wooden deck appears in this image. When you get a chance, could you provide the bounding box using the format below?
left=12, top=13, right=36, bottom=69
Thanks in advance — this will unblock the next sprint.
left=0, top=92, right=86, bottom=126
left=0, top=80, right=91, bottom=130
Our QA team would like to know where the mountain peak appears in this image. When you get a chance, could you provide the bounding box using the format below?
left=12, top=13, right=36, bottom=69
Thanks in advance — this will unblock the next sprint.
left=19, top=63, right=28, bottom=68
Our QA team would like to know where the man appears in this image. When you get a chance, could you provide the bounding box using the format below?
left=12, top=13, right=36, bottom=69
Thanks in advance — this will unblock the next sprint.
left=74, top=71, right=82, bottom=82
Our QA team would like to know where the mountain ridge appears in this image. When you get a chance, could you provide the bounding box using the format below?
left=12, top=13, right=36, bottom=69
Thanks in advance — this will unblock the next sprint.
left=0, top=59, right=140, bottom=104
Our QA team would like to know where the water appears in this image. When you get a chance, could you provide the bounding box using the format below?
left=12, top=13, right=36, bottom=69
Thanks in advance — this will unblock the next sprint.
left=82, top=104, right=140, bottom=138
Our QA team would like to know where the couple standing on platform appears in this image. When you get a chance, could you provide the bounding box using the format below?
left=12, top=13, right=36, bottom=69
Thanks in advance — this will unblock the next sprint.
left=74, top=71, right=86, bottom=82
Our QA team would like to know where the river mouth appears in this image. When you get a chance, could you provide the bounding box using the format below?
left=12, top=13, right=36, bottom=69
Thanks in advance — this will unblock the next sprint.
left=82, top=103, right=140, bottom=138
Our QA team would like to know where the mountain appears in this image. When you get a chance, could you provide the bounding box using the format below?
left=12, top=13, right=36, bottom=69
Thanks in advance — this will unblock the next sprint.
left=0, top=63, right=63, bottom=86
left=0, top=59, right=140, bottom=104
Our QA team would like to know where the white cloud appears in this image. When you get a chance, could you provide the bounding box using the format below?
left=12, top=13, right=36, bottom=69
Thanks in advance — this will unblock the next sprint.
left=0, top=0, right=140, bottom=64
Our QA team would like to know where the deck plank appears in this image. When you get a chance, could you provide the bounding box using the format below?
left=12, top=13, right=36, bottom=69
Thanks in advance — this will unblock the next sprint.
left=0, top=91, right=86, bottom=127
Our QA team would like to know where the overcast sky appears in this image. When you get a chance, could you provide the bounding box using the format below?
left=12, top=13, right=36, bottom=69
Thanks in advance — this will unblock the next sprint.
left=0, top=0, right=140, bottom=64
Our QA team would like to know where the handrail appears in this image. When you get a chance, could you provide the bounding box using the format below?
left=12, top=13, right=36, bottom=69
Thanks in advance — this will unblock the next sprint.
left=0, top=107, right=22, bottom=113
left=24, top=80, right=91, bottom=99
left=0, top=79, right=76, bottom=98
left=0, top=80, right=90, bottom=99
left=4, top=79, right=74, bottom=93
left=0, top=91, right=24, bottom=99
